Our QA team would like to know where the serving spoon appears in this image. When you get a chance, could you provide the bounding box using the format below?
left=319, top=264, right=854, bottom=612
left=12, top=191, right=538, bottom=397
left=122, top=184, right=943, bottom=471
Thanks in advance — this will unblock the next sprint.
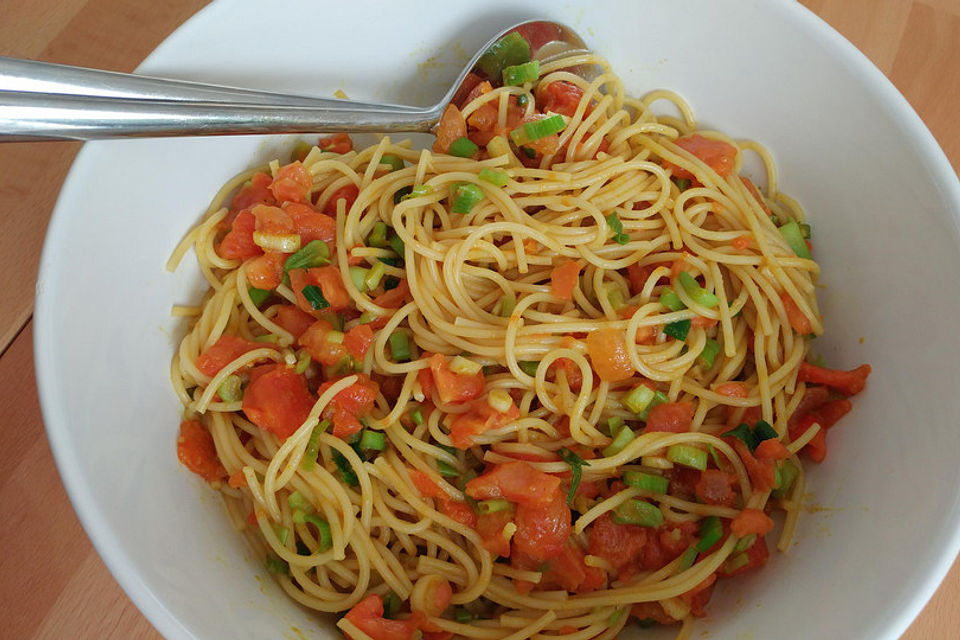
left=0, top=20, right=589, bottom=142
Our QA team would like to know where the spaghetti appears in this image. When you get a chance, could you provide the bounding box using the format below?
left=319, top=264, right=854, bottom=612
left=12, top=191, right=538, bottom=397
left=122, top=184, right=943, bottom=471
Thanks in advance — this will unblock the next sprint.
left=170, top=31, right=870, bottom=640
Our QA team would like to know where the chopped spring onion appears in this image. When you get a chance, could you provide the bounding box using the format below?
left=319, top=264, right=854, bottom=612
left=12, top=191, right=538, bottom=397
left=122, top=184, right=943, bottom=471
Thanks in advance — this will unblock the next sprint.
left=437, top=459, right=459, bottom=477
left=393, top=186, right=413, bottom=203
left=288, top=490, right=311, bottom=511
left=254, top=334, right=279, bottom=344
left=723, top=419, right=777, bottom=453
left=476, top=31, right=531, bottom=78
left=520, top=145, right=536, bottom=159
left=779, top=220, right=811, bottom=259
left=386, top=331, right=410, bottom=362
left=301, top=285, right=329, bottom=310
left=379, top=154, right=404, bottom=172
left=332, top=450, right=359, bottom=486
left=367, top=221, right=390, bottom=248
left=799, top=222, right=812, bottom=239
left=509, top=114, right=567, bottom=146
left=734, top=533, right=757, bottom=553
left=502, top=60, right=540, bottom=86
left=349, top=266, right=369, bottom=292
left=558, top=447, right=590, bottom=505
left=636, top=390, right=669, bottom=421
left=449, top=136, right=479, bottom=158
left=477, top=498, right=512, bottom=514
left=455, top=608, right=474, bottom=624
left=401, top=184, right=433, bottom=202
left=294, top=349, right=311, bottom=374
left=607, top=416, right=625, bottom=434
left=358, top=311, right=380, bottom=324
left=217, top=375, right=243, bottom=403
left=603, top=424, right=635, bottom=458
left=284, top=240, right=330, bottom=272
left=664, top=319, right=691, bottom=341
left=516, top=93, right=529, bottom=107
left=699, top=338, right=722, bottom=369
left=450, top=355, right=482, bottom=375
left=273, top=523, right=289, bottom=545
left=666, top=444, right=708, bottom=471
left=623, top=470, right=669, bottom=494
left=612, top=499, right=664, bottom=527
left=478, top=167, right=509, bottom=187
left=695, top=516, right=723, bottom=552
left=253, top=231, right=300, bottom=253
left=518, top=361, right=539, bottom=376
left=623, top=384, right=656, bottom=415
left=605, top=212, right=629, bottom=245
left=248, top=287, right=271, bottom=307
left=708, top=443, right=722, bottom=469
left=325, top=330, right=345, bottom=345
left=300, top=420, right=330, bottom=471
left=388, top=230, right=405, bottom=258
left=360, top=429, right=387, bottom=451
left=265, top=553, right=289, bottom=575
left=678, top=271, right=719, bottom=308
left=411, top=408, right=424, bottom=425
left=363, top=261, right=386, bottom=291
left=724, top=552, right=750, bottom=573
left=498, top=291, right=517, bottom=317
left=675, top=546, right=698, bottom=573
left=659, top=287, right=686, bottom=312
left=772, top=460, right=799, bottom=499
left=382, top=592, right=402, bottom=619
left=603, top=282, right=626, bottom=309
left=292, top=511, right=332, bottom=550
left=608, top=608, right=625, bottom=626
left=674, top=177, right=691, bottom=191
left=450, top=182, right=485, bottom=214
left=753, top=420, right=778, bottom=442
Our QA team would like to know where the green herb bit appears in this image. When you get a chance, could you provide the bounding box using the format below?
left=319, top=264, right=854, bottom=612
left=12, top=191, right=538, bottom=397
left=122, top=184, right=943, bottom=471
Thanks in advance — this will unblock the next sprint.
left=603, top=424, right=635, bottom=458
left=518, top=361, right=539, bottom=376
left=360, top=429, right=387, bottom=451
left=393, top=186, right=413, bottom=204
left=699, top=338, right=722, bottom=369
left=721, top=423, right=757, bottom=451
left=623, top=384, right=656, bottom=415
left=476, top=31, right=531, bottom=79
left=437, top=459, right=460, bottom=477
left=449, top=136, right=479, bottom=158
left=411, top=408, right=424, bottom=425
left=401, top=184, right=433, bottom=201
left=332, top=450, right=359, bottom=486
left=450, top=182, right=485, bottom=214
left=734, top=533, right=757, bottom=553
left=301, top=285, right=329, bottom=310
left=753, top=420, right=778, bottom=443
left=520, top=145, right=536, bottom=159
left=502, top=60, right=540, bottom=86
left=294, top=349, right=311, bottom=374
left=478, top=167, right=509, bottom=187
left=476, top=498, right=512, bottom=514
left=675, top=546, right=698, bottom=573
left=558, top=447, right=590, bottom=506
left=612, top=499, right=664, bottom=527
left=708, top=443, right=722, bottom=469
left=367, top=221, right=390, bottom=248
left=666, top=444, right=708, bottom=471
left=455, top=608, right=474, bottom=623
left=678, top=271, right=719, bottom=308
left=674, top=177, right=691, bottom=191
left=265, top=553, right=289, bottom=575
left=217, top=375, right=243, bottom=403
left=772, top=460, right=799, bottom=499
left=779, top=220, right=811, bottom=259
left=664, top=319, right=691, bottom=341
left=510, top=114, right=567, bottom=146
left=300, top=420, right=330, bottom=471
left=284, top=240, right=331, bottom=272
left=659, top=286, right=686, bottom=312
left=516, top=94, right=529, bottom=108
left=695, top=516, right=723, bottom=552
left=382, top=592, right=402, bottom=619
left=608, top=608, right=625, bottom=626
left=623, top=470, right=669, bottom=494
left=248, top=287, right=271, bottom=307
left=379, top=154, right=404, bottom=172
left=387, top=230, right=405, bottom=258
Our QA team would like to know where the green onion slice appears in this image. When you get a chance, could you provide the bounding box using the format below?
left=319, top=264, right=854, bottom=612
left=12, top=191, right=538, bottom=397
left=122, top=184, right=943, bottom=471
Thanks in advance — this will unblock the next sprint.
left=666, top=444, right=708, bottom=471
left=476, top=31, right=531, bottom=78
left=502, top=60, right=540, bottom=86
left=389, top=331, right=412, bottom=362
left=678, top=271, right=719, bottom=308
left=450, top=182, right=485, bottom=214
left=509, top=114, right=567, bottom=146
left=779, top=220, right=811, bottom=259
left=603, top=425, right=635, bottom=458
left=367, top=222, right=390, bottom=248
left=284, top=240, right=330, bottom=272
left=623, top=384, right=656, bottom=415
left=300, top=420, right=330, bottom=471
left=332, top=450, right=359, bottom=486
left=611, top=499, right=664, bottom=527
left=623, top=470, right=669, bottom=494
left=699, top=338, right=722, bottom=369
left=448, top=136, right=479, bottom=158
left=478, top=167, right=509, bottom=187
left=659, top=287, right=686, bottom=312
left=379, top=154, right=404, bottom=172
left=360, top=429, right=387, bottom=451
left=695, top=516, right=723, bottom=552
left=476, top=498, right=512, bottom=514
left=217, top=375, right=243, bottom=403
left=248, top=287, right=271, bottom=307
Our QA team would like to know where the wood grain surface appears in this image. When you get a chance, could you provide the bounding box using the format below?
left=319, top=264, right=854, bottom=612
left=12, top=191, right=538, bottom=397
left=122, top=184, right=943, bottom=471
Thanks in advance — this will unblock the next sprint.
left=0, top=1, right=957, bottom=638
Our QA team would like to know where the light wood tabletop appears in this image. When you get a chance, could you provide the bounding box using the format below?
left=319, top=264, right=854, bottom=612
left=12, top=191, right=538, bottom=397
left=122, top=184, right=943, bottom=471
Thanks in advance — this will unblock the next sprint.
left=1, top=1, right=957, bottom=638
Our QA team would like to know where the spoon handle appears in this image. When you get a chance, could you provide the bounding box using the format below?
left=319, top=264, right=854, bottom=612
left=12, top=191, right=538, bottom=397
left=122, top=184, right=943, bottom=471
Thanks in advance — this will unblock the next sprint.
left=0, top=92, right=438, bottom=141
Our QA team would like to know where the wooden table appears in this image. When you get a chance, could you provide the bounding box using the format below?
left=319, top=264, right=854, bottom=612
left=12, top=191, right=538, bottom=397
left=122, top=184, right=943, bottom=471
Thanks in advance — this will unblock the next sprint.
left=1, top=1, right=957, bottom=637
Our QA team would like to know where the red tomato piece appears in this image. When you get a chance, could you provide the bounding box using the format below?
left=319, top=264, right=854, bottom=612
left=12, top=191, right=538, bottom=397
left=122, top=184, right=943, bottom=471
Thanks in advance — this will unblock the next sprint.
left=781, top=291, right=812, bottom=335
left=230, top=172, right=274, bottom=213
left=244, top=251, right=286, bottom=290
left=644, top=401, right=694, bottom=433
left=546, top=357, right=583, bottom=391
left=316, top=374, right=379, bottom=439
left=433, top=104, right=468, bottom=154
left=195, top=335, right=264, bottom=377
left=252, top=204, right=296, bottom=236
left=343, top=594, right=425, bottom=640
left=731, top=439, right=777, bottom=492
left=176, top=420, right=226, bottom=482
left=513, top=490, right=571, bottom=562
left=695, top=469, right=736, bottom=507
left=372, top=278, right=412, bottom=309
left=342, top=324, right=374, bottom=360
left=625, top=263, right=656, bottom=295
left=448, top=395, right=520, bottom=449
left=272, top=305, right=317, bottom=340
left=465, top=461, right=561, bottom=509
left=322, top=183, right=360, bottom=216
left=588, top=512, right=649, bottom=575
left=318, top=133, right=353, bottom=154
left=218, top=209, right=262, bottom=260
left=242, top=367, right=315, bottom=439
left=310, top=266, right=352, bottom=311
left=475, top=508, right=513, bottom=557
left=730, top=508, right=775, bottom=538
left=550, top=260, right=581, bottom=300
left=798, top=361, right=871, bottom=396
left=754, top=438, right=790, bottom=461
left=664, top=134, right=738, bottom=180
left=585, top=328, right=634, bottom=382
left=538, top=540, right=605, bottom=593
left=428, top=354, right=485, bottom=404
left=284, top=202, right=337, bottom=245
left=299, top=319, right=348, bottom=366
left=540, top=81, right=586, bottom=117
left=680, top=573, right=717, bottom=617
left=269, top=162, right=313, bottom=204
left=719, top=534, right=769, bottom=578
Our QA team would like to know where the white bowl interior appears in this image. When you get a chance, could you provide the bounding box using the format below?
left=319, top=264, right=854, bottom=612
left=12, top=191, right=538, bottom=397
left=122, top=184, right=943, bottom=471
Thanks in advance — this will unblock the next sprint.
left=34, top=1, right=960, bottom=638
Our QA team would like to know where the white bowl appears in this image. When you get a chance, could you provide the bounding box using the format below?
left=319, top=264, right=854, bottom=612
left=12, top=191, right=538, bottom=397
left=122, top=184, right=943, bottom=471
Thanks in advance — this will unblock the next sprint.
left=34, top=0, right=960, bottom=638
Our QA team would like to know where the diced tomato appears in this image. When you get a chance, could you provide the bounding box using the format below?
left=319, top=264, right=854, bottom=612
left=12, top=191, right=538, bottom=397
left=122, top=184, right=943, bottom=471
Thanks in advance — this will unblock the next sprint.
left=218, top=209, right=262, bottom=260
left=195, top=335, right=264, bottom=377
left=343, top=594, right=425, bottom=640
left=798, top=362, right=871, bottom=397
left=644, top=401, right=694, bottom=433
left=343, top=324, right=374, bottom=360
left=291, top=266, right=350, bottom=311
left=540, top=81, right=586, bottom=117
left=428, top=354, right=484, bottom=404
left=467, top=102, right=499, bottom=132
left=299, top=319, right=348, bottom=366
left=244, top=251, right=286, bottom=290
left=585, top=328, right=634, bottom=382
left=659, top=522, right=698, bottom=557
left=680, top=573, right=717, bottom=617
left=550, top=260, right=581, bottom=300
left=242, top=367, right=315, bottom=439
left=465, top=461, right=561, bottom=509
left=230, top=172, right=274, bottom=213
left=664, top=134, right=738, bottom=180
left=284, top=202, right=337, bottom=245
left=780, top=292, right=812, bottom=335
left=433, top=104, right=467, bottom=154
left=227, top=469, right=247, bottom=489
left=535, top=540, right=605, bottom=593
left=409, top=468, right=443, bottom=498
left=804, top=427, right=828, bottom=463
left=513, top=490, right=570, bottom=562
left=547, top=357, right=582, bottom=391
left=252, top=203, right=297, bottom=236
left=316, top=374, right=379, bottom=439
left=273, top=305, right=317, bottom=339
left=372, top=279, right=412, bottom=309
left=664, top=467, right=701, bottom=502
left=732, top=234, right=751, bottom=250
left=788, top=385, right=830, bottom=429
left=439, top=498, right=477, bottom=529
left=269, top=162, right=313, bottom=204
left=695, top=469, right=736, bottom=507
left=754, top=438, right=790, bottom=461
left=719, top=534, right=769, bottom=578
left=788, top=397, right=852, bottom=463
left=588, top=512, right=649, bottom=575
left=410, top=468, right=477, bottom=528
left=448, top=395, right=520, bottom=449
left=630, top=601, right=675, bottom=626
left=318, top=133, right=353, bottom=154
left=176, top=420, right=226, bottom=482
left=462, top=80, right=493, bottom=107
left=691, top=316, right=718, bottom=329
left=731, top=508, right=774, bottom=538
left=731, top=439, right=777, bottom=492
left=475, top=508, right=513, bottom=557
left=322, top=183, right=360, bottom=216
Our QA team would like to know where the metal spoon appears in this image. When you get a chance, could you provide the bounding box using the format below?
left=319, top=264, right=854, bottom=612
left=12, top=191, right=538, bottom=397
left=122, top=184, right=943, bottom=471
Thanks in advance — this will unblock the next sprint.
left=0, top=20, right=589, bottom=142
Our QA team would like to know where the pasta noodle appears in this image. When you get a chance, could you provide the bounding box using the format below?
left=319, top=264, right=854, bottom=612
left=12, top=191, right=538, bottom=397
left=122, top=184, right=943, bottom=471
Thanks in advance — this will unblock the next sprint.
left=170, top=32, right=870, bottom=640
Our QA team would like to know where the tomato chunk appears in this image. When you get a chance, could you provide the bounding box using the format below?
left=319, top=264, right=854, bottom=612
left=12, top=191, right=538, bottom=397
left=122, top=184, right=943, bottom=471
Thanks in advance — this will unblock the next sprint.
left=585, top=328, right=634, bottom=382
left=344, top=594, right=425, bottom=640
left=513, top=490, right=571, bottom=562
left=342, top=324, right=374, bottom=360
left=269, top=161, right=313, bottom=204
left=798, top=362, right=871, bottom=396
left=427, top=354, right=485, bottom=404
left=284, top=202, right=336, bottom=245
left=242, top=367, right=315, bottom=439
left=218, top=209, right=261, bottom=260
left=316, top=374, right=379, bottom=439
left=322, top=184, right=360, bottom=216
left=273, top=305, right=317, bottom=340
left=644, top=401, right=694, bottom=433
left=550, top=260, right=581, bottom=300
left=244, top=251, right=286, bottom=290
left=318, top=133, right=353, bottom=154
left=695, top=469, right=736, bottom=507
left=466, top=461, right=561, bottom=509
left=540, top=81, right=586, bottom=117
left=664, top=134, right=738, bottom=180
left=195, top=335, right=264, bottom=377
left=433, top=104, right=467, bottom=154
left=176, top=420, right=226, bottom=482
left=448, top=395, right=520, bottom=449
left=230, top=172, right=274, bottom=213
left=731, top=508, right=775, bottom=538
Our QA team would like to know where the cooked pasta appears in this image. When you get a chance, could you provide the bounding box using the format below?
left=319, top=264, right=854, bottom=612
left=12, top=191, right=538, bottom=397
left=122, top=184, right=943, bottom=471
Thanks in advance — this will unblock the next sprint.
left=170, top=28, right=870, bottom=640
